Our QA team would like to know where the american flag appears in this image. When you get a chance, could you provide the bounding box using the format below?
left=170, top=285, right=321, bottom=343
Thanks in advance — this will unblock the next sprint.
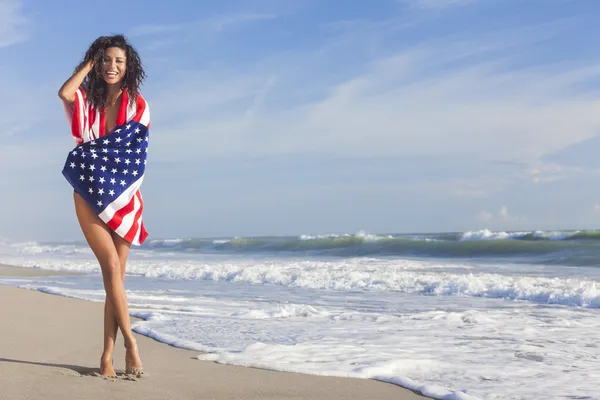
left=62, top=89, right=150, bottom=245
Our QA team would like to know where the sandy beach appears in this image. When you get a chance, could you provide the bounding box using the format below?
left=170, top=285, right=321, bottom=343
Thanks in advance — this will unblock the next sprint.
left=0, top=264, right=429, bottom=400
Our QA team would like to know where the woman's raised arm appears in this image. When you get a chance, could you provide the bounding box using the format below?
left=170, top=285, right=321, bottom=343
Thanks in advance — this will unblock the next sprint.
left=58, top=60, right=94, bottom=103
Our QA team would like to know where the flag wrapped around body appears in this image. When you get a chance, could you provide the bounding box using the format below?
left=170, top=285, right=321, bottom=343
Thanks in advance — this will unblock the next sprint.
left=62, top=88, right=150, bottom=245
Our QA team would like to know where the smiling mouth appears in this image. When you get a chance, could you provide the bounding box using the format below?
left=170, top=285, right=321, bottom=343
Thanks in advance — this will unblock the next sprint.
left=105, top=71, right=118, bottom=77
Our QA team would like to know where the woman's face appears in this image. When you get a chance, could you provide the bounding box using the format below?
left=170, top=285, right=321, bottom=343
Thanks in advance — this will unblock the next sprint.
left=101, top=47, right=127, bottom=86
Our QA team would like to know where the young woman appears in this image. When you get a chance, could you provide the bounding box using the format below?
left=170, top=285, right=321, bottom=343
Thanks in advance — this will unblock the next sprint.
left=58, top=35, right=149, bottom=377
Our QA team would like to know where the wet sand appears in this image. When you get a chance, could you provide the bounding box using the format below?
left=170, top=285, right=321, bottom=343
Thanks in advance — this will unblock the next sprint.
left=0, top=263, right=430, bottom=400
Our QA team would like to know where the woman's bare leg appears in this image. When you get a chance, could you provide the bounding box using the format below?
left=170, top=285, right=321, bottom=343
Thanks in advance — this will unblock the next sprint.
left=111, top=231, right=143, bottom=374
left=74, top=192, right=143, bottom=376
left=100, top=298, right=118, bottom=376
left=100, top=237, right=129, bottom=375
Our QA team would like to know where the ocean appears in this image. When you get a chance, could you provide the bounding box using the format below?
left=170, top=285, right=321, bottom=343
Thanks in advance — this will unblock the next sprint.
left=1, top=229, right=598, bottom=400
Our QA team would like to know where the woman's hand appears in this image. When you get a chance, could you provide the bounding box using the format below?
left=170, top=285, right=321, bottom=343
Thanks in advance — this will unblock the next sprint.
left=85, top=58, right=95, bottom=75
left=82, top=47, right=98, bottom=68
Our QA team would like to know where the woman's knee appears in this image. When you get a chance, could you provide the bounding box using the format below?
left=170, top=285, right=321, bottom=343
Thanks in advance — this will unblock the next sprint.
left=101, top=256, right=123, bottom=282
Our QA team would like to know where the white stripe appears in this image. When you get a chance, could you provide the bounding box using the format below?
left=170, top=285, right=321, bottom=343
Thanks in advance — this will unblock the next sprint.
left=132, top=212, right=143, bottom=245
left=90, top=109, right=101, bottom=141
left=127, top=99, right=136, bottom=122
left=139, top=100, right=150, bottom=126
left=98, top=176, right=144, bottom=225
left=113, top=189, right=141, bottom=239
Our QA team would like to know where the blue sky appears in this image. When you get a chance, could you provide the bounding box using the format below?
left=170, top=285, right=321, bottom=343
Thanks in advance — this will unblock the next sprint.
left=1, top=0, right=600, bottom=241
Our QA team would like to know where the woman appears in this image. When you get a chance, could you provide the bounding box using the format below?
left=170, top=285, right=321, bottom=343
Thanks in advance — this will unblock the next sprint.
left=58, top=35, right=148, bottom=377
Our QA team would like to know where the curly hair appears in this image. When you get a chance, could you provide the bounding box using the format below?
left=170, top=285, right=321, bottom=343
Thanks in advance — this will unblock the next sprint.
left=74, top=35, right=146, bottom=110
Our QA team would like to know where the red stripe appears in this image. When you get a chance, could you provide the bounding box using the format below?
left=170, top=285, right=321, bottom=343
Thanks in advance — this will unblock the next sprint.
left=88, top=103, right=95, bottom=134
left=123, top=190, right=144, bottom=243
left=139, top=221, right=148, bottom=244
left=132, top=94, right=147, bottom=122
left=99, top=107, right=106, bottom=138
left=106, top=194, right=136, bottom=233
left=83, top=90, right=89, bottom=138
left=71, top=90, right=83, bottom=144
left=71, top=105, right=81, bottom=143
left=116, top=89, right=129, bottom=126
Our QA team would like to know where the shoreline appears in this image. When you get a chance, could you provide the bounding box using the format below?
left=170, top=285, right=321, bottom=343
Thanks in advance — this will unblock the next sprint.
left=0, top=263, right=83, bottom=276
left=0, top=263, right=431, bottom=400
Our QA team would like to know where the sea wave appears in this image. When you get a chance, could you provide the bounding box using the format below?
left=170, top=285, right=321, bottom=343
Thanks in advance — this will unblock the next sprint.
left=140, top=230, right=600, bottom=265
left=9, top=254, right=600, bottom=310
left=129, top=263, right=600, bottom=308
left=7, top=229, right=600, bottom=265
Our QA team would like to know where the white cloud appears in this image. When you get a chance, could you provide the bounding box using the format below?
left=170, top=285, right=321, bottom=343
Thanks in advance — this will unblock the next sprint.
left=0, top=65, right=53, bottom=143
left=129, top=12, right=278, bottom=52
left=476, top=211, right=493, bottom=222
left=2, top=0, right=599, bottom=239
left=476, top=205, right=522, bottom=224
left=0, top=0, right=28, bottom=48
left=129, top=13, right=276, bottom=40
left=498, top=205, right=509, bottom=219
left=291, top=54, right=600, bottom=160
left=245, top=76, right=278, bottom=118
left=527, top=162, right=589, bottom=184
left=0, top=84, right=52, bottom=154
left=203, top=13, right=277, bottom=34
left=404, top=175, right=508, bottom=199
left=146, top=36, right=600, bottom=168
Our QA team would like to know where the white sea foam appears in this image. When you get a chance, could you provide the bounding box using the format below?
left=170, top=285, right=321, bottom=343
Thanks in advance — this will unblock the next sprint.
left=459, top=229, right=527, bottom=241
left=147, top=238, right=185, bottom=246
left=0, top=239, right=597, bottom=399
left=232, top=304, right=328, bottom=319
left=299, top=230, right=392, bottom=242
left=1, top=273, right=596, bottom=400
left=532, top=230, right=578, bottom=240
left=6, top=242, right=91, bottom=256
left=3, top=241, right=600, bottom=308
left=460, top=229, right=579, bottom=241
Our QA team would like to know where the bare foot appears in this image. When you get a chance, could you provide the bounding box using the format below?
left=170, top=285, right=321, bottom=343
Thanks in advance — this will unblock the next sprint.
left=125, top=340, right=144, bottom=377
left=100, top=354, right=116, bottom=377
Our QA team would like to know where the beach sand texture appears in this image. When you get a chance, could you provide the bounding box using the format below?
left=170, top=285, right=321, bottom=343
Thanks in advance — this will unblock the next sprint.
left=0, top=264, right=429, bottom=400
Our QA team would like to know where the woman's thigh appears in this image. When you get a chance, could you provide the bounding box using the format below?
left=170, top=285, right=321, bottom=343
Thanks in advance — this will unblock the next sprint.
left=111, top=231, right=131, bottom=281
left=73, top=192, right=119, bottom=269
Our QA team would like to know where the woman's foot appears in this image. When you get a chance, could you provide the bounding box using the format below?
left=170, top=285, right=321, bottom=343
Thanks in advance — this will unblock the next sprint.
left=100, top=353, right=116, bottom=377
left=125, top=339, right=144, bottom=377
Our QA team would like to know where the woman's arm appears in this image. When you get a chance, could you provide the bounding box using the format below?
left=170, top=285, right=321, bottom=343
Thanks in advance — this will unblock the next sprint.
left=58, top=60, right=94, bottom=103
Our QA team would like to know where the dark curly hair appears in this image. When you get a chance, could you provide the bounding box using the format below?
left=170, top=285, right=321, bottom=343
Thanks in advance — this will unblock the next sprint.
left=74, top=35, right=146, bottom=110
